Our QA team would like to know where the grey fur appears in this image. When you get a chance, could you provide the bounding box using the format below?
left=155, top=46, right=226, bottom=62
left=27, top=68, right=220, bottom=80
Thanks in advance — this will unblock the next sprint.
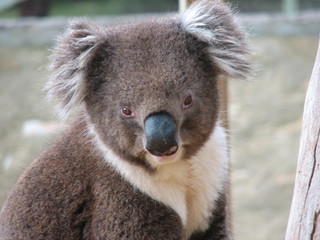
left=0, top=1, right=253, bottom=239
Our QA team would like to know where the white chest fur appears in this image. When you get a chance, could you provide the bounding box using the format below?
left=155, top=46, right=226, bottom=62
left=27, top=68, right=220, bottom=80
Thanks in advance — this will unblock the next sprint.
left=91, top=125, right=229, bottom=238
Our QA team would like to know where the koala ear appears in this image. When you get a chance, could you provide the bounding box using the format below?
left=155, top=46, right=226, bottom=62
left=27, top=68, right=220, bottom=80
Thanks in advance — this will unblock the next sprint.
left=46, top=20, right=104, bottom=119
left=180, top=0, right=253, bottom=79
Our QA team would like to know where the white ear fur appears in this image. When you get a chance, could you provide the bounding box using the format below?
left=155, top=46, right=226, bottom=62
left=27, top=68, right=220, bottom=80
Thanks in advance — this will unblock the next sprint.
left=46, top=21, right=104, bottom=119
left=181, top=0, right=252, bottom=79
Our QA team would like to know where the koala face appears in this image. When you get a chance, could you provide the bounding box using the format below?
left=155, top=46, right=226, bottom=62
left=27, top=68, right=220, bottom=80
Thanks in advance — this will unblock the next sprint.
left=83, top=22, right=220, bottom=169
left=47, top=0, right=252, bottom=170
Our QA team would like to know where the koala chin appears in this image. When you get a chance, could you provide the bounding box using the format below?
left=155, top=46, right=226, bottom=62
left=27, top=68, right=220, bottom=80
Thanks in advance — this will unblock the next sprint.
left=0, top=0, right=252, bottom=239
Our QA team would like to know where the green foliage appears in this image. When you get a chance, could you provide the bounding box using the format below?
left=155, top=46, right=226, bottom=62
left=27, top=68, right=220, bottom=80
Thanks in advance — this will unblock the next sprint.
left=0, top=0, right=178, bottom=18
left=0, top=8, right=19, bottom=18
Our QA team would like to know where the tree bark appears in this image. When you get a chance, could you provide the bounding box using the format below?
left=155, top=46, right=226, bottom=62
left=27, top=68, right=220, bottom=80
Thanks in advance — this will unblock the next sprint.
left=285, top=39, right=320, bottom=240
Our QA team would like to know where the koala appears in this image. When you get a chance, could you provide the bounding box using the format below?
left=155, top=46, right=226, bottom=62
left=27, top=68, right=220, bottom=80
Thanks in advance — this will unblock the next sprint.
left=0, top=0, right=252, bottom=239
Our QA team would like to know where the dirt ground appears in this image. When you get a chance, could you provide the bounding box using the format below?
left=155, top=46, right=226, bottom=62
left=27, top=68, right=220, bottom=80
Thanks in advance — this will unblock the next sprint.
left=0, top=19, right=319, bottom=240
left=230, top=37, right=318, bottom=239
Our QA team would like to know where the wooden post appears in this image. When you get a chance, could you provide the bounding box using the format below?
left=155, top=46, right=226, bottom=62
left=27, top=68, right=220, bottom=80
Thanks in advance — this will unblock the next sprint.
left=179, top=0, right=195, bottom=12
left=285, top=40, right=320, bottom=240
left=19, top=0, right=51, bottom=17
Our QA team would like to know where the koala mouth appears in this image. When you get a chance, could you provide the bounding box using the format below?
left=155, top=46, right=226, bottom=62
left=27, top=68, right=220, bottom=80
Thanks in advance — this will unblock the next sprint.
left=146, top=147, right=181, bottom=165
left=147, top=145, right=179, bottom=164
left=149, top=152, right=178, bottom=164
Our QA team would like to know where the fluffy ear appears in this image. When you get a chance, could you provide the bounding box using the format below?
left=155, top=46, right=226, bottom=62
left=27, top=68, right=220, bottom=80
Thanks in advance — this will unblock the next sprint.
left=180, top=0, right=253, bottom=79
left=46, top=20, right=105, bottom=119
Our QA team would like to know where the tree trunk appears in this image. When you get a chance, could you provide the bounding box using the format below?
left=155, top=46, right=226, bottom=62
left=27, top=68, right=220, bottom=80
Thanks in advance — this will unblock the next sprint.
left=19, top=0, right=51, bottom=17
left=285, top=39, right=320, bottom=240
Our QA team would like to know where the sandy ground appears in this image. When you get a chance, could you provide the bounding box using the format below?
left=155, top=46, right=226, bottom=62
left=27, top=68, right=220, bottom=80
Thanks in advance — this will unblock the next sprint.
left=0, top=29, right=318, bottom=239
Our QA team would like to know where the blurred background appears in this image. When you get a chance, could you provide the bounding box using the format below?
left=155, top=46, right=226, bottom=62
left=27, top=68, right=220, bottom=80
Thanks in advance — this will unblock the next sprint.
left=0, top=0, right=319, bottom=239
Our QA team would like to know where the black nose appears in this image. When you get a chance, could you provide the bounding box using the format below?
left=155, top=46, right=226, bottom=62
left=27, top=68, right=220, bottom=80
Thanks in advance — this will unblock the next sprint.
left=144, top=113, right=178, bottom=156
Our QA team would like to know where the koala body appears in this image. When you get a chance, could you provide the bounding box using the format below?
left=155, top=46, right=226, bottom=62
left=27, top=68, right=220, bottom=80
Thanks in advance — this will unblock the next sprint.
left=0, top=1, right=252, bottom=239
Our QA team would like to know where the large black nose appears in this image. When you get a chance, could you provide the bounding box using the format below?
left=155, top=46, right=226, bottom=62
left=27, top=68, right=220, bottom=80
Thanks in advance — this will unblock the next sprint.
left=144, top=113, right=178, bottom=157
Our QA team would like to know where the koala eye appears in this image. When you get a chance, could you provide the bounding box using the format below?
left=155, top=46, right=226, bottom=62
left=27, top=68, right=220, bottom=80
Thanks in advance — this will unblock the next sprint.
left=121, top=107, right=134, bottom=118
left=182, top=95, right=193, bottom=109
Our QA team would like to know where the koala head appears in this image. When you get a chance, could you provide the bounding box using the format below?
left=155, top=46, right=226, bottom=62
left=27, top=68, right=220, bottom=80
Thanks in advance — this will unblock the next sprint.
left=47, top=0, right=252, bottom=170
